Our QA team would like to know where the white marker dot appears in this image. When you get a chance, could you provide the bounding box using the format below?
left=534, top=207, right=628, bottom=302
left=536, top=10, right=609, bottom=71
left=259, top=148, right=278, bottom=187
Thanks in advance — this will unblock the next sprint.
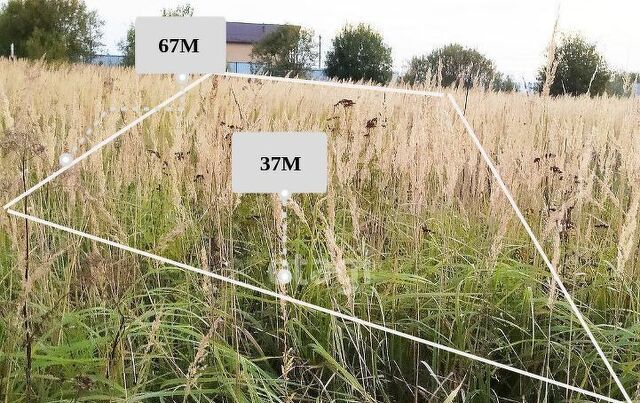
left=175, top=73, right=188, bottom=84
left=279, top=189, right=291, bottom=204
left=59, top=152, right=74, bottom=167
left=276, top=268, right=292, bottom=285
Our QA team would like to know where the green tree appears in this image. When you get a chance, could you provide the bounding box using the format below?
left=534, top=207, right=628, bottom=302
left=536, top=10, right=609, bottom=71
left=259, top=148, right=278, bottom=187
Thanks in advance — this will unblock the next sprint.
left=160, top=4, right=194, bottom=17
left=118, top=3, right=194, bottom=67
left=251, top=25, right=316, bottom=77
left=118, top=24, right=136, bottom=67
left=606, top=71, right=639, bottom=97
left=325, top=24, right=393, bottom=84
left=492, top=72, right=518, bottom=92
left=403, top=44, right=497, bottom=88
left=402, top=55, right=432, bottom=86
left=536, top=35, right=610, bottom=96
left=0, top=0, right=103, bottom=62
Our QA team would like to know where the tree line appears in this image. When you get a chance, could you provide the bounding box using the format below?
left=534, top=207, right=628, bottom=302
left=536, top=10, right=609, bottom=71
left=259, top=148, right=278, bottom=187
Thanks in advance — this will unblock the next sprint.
left=0, top=0, right=637, bottom=97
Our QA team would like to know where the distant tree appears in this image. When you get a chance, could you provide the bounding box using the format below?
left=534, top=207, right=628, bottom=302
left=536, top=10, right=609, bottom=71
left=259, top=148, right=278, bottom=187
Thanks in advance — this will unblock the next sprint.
left=250, top=24, right=317, bottom=77
left=606, top=71, right=639, bottom=97
left=403, top=44, right=496, bottom=88
left=118, top=24, right=136, bottom=67
left=492, top=72, right=518, bottom=92
left=0, top=0, right=103, bottom=62
left=403, top=56, right=432, bottom=86
left=325, top=24, right=393, bottom=84
left=118, top=3, right=194, bottom=67
left=536, top=35, right=610, bottom=97
left=160, top=4, right=194, bottom=17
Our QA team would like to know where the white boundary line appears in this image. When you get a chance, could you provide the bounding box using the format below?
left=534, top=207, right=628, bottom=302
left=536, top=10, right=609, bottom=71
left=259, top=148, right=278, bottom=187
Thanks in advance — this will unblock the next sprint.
left=2, top=72, right=631, bottom=402
left=447, top=94, right=631, bottom=403
left=219, top=72, right=445, bottom=98
left=2, top=73, right=214, bottom=210
left=3, top=208, right=624, bottom=403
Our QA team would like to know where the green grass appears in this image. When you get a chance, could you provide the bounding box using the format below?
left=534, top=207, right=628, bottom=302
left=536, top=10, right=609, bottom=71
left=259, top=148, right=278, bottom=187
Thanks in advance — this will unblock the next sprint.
left=1, top=177, right=638, bottom=402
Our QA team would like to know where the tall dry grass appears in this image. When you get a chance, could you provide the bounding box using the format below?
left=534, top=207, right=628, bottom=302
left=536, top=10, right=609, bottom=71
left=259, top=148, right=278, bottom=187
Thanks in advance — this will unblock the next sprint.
left=0, top=58, right=639, bottom=402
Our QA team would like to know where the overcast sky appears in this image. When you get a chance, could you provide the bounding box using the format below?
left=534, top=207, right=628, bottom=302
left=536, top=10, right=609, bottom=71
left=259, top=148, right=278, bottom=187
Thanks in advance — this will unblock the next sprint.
left=85, top=0, right=640, bottom=82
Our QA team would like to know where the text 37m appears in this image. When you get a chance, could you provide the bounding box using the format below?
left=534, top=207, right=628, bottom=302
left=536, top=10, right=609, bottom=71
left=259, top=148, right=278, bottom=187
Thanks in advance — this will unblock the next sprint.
left=260, top=157, right=301, bottom=172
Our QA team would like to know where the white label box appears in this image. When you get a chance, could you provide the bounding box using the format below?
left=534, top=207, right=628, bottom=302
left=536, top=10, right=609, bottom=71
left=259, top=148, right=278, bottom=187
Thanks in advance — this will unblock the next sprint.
left=232, top=132, right=328, bottom=194
left=135, top=17, right=226, bottom=74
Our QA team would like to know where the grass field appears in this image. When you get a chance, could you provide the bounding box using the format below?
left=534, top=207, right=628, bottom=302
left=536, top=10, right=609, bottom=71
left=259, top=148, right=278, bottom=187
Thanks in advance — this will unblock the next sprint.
left=0, top=59, right=639, bottom=402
